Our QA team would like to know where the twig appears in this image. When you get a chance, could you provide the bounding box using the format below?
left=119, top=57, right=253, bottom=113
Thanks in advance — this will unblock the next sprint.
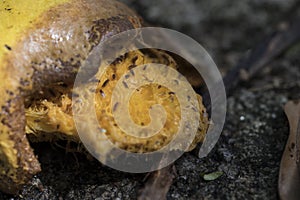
left=138, top=165, right=176, bottom=200
left=223, top=16, right=300, bottom=96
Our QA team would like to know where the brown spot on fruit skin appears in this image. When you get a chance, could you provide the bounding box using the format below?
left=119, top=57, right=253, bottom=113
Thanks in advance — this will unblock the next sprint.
left=0, top=0, right=141, bottom=194
left=0, top=95, right=41, bottom=194
left=4, top=44, right=12, bottom=51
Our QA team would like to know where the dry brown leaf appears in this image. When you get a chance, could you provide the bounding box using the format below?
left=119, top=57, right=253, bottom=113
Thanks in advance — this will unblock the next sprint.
left=279, top=100, right=300, bottom=200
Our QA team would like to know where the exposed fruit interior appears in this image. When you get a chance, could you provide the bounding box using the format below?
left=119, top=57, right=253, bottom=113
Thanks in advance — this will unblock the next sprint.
left=26, top=48, right=208, bottom=153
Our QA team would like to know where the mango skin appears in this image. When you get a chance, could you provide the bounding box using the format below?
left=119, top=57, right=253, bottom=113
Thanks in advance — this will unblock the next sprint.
left=0, top=0, right=141, bottom=194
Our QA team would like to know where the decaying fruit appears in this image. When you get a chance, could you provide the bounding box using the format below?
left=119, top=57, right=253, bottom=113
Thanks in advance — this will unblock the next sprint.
left=0, top=0, right=141, bottom=194
left=0, top=0, right=208, bottom=194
